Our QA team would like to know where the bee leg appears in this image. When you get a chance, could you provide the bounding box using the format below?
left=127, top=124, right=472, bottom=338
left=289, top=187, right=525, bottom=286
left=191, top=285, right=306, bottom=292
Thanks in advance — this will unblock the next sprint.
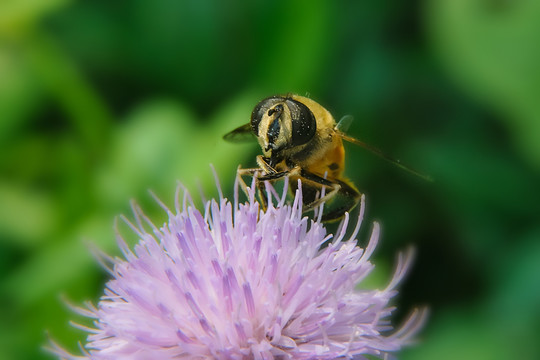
left=255, top=178, right=269, bottom=211
left=319, top=179, right=361, bottom=222
left=235, top=167, right=258, bottom=202
left=236, top=166, right=264, bottom=203
left=237, top=167, right=260, bottom=175
left=234, top=167, right=269, bottom=211
left=256, top=155, right=278, bottom=174
left=294, top=170, right=341, bottom=213
left=256, top=167, right=301, bottom=211
left=295, top=170, right=361, bottom=222
left=235, top=161, right=284, bottom=211
left=257, top=170, right=294, bottom=181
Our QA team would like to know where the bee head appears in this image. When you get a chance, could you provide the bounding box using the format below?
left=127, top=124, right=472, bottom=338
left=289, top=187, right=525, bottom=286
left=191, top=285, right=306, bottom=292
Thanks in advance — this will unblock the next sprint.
left=251, top=95, right=317, bottom=155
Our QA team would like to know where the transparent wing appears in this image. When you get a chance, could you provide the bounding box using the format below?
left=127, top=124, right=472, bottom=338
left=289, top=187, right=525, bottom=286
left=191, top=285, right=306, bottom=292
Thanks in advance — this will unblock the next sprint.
left=338, top=131, right=434, bottom=182
left=223, top=123, right=255, bottom=143
left=336, top=115, right=354, bottom=133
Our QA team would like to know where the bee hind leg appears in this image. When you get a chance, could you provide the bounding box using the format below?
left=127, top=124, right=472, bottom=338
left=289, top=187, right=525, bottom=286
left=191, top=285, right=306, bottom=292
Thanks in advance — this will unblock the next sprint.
left=294, top=170, right=361, bottom=222
left=319, top=179, right=361, bottom=222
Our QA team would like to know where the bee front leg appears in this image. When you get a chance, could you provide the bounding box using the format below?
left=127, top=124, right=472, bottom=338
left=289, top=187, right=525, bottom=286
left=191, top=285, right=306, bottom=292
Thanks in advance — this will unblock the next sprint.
left=255, top=166, right=301, bottom=211
left=256, top=164, right=306, bottom=213
left=256, top=155, right=277, bottom=174
left=235, top=166, right=272, bottom=211
left=236, top=166, right=261, bottom=203
left=236, top=159, right=292, bottom=211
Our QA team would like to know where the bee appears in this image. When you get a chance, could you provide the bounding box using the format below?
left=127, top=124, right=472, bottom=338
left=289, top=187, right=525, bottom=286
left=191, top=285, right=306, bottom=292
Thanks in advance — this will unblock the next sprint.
left=224, top=94, right=431, bottom=222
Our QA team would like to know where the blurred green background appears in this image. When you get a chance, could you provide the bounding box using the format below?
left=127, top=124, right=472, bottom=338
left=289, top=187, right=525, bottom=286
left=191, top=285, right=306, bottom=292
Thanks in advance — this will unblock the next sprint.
left=1, top=0, right=539, bottom=359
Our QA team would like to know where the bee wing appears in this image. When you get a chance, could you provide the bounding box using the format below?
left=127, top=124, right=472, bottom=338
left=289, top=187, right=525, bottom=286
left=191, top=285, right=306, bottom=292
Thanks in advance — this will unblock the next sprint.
left=223, top=123, right=255, bottom=143
left=338, top=131, right=434, bottom=182
left=335, top=115, right=354, bottom=133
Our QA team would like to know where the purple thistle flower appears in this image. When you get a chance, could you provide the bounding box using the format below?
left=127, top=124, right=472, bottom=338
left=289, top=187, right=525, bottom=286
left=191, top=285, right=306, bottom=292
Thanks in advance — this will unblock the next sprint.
left=51, top=175, right=426, bottom=360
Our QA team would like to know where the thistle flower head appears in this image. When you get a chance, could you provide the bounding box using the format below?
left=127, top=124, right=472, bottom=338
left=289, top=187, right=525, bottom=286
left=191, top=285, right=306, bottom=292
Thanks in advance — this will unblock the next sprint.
left=52, top=175, right=426, bottom=359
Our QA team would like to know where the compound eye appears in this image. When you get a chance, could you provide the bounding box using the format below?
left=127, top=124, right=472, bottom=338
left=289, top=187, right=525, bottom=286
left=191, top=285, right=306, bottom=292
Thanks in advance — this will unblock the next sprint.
left=287, top=99, right=317, bottom=147
left=251, top=96, right=281, bottom=135
left=250, top=104, right=264, bottom=136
